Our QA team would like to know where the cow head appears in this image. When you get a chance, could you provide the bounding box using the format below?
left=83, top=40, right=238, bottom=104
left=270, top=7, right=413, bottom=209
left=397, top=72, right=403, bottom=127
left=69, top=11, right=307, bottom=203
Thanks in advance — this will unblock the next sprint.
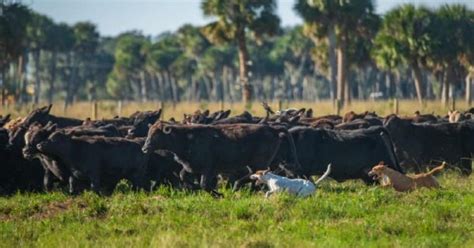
left=142, top=122, right=174, bottom=154
left=8, top=124, right=28, bottom=149
left=448, top=110, right=465, bottom=123
left=36, top=130, right=70, bottom=155
left=22, top=122, right=57, bottom=160
left=22, top=104, right=53, bottom=127
left=128, top=110, right=162, bottom=138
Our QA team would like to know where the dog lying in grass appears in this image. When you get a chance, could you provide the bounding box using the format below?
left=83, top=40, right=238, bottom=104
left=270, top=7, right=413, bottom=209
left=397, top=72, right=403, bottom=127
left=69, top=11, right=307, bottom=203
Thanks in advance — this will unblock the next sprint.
left=250, top=164, right=331, bottom=198
left=368, top=162, right=446, bottom=192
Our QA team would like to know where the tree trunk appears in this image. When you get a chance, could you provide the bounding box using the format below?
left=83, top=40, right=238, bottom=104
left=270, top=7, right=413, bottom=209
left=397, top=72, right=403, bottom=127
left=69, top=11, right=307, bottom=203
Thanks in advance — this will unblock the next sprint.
left=0, top=67, right=5, bottom=107
left=33, top=50, right=41, bottom=105
left=442, top=67, right=452, bottom=107
left=466, top=69, right=472, bottom=105
left=19, top=51, right=29, bottom=104
left=64, top=53, right=75, bottom=111
left=140, top=71, right=147, bottom=102
left=237, top=27, right=251, bottom=103
left=327, top=23, right=337, bottom=101
left=336, top=40, right=347, bottom=105
left=385, top=71, right=392, bottom=99
left=411, top=62, right=424, bottom=106
left=48, top=51, right=57, bottom=105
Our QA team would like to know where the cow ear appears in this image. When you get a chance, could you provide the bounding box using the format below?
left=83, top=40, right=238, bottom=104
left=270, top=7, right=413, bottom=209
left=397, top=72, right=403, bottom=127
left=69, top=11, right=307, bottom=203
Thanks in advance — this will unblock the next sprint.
left=203, top=109, right=210, bottom=117
left=156, top=109, right=162, bottom=119
left=43, top=104, right=53, bottom=114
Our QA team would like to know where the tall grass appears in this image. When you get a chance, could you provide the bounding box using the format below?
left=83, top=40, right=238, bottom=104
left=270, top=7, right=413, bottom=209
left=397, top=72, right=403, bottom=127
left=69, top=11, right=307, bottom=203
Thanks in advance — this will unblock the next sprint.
left=0, top=174, right=472, bottom=247
left=1, top=100, right=470, bottom=120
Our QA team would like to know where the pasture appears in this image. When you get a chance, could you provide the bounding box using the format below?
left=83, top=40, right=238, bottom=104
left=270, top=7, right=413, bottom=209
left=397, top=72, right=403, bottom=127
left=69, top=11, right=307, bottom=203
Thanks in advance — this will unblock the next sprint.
left=1, top=100, right=473, bottom=247
left=0, top=174, right=473, bottom=247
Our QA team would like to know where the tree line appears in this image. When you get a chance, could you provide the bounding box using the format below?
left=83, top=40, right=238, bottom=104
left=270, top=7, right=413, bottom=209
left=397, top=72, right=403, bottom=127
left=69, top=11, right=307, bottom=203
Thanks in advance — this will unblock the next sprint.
left=0, top=0, right=473, bottom=108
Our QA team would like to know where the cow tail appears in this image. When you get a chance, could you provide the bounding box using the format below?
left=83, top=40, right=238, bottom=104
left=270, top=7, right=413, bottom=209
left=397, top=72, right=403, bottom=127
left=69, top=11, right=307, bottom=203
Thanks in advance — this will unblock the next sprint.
left=379, top=129, right=404, bottom=174
left=282, top=130, right=302, bottom=171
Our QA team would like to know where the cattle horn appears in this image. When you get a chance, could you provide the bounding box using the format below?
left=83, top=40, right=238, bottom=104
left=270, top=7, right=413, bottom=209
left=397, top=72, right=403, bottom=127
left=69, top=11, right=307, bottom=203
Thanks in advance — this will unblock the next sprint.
left=162, top=125, right=172, bottom=134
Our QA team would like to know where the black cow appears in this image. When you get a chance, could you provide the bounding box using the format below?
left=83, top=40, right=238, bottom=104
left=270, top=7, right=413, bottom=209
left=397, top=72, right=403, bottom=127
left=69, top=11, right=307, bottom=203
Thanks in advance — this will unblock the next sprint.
left=142, top=123, right=300, bottom=195
left=1, top=127, right=44, bottom=194
left=22, top=104, right=82, bottom=128
left=22, top=122, right=121, bottom=191
left=384, top=116, right=473, bottom=174
left=212, top=111, right=259, bottom=124
left=282, top=126, right=403, bottom=183
left=127, top=109, right=162, bottom=137
left=36, top=131, right=149, bottom=194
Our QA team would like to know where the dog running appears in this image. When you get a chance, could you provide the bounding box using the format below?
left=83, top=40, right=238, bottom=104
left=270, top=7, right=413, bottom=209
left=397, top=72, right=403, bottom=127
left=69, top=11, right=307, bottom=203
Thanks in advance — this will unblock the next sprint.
left=368, top=162, right=446, bottom=192
left=250, top=164, right=332, bottom=198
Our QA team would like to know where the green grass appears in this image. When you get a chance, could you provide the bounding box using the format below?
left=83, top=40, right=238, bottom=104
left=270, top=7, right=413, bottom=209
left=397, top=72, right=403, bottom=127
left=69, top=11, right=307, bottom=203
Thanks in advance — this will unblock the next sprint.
left=0, top=173, right=473, bottom=247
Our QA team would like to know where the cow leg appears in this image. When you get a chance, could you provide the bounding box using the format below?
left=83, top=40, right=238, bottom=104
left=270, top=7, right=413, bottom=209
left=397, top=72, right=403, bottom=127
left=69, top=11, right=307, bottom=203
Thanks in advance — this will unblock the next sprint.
left=232, top=173, right=253, bottom=192
left=90, top=176, right=101, bottom=194
left=43, top=169, right=54, bottom=191
left=179, top=168, right=200, bottom=190
left=68, top=176, right=77, bottom=195
left=200, top=169, right=222, bottom=198
left=460, top=158, right=472, bottom=176
left=131, top=168, right=147, bottom=191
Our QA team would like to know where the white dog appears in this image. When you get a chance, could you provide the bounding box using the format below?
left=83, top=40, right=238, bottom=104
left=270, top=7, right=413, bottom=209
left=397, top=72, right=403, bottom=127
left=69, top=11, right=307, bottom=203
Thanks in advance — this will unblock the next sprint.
left=250, top=164, right=332, bottom=198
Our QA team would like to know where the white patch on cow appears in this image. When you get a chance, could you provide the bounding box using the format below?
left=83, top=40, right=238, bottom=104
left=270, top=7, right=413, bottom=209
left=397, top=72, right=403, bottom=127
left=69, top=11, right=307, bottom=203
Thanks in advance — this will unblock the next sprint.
left=24, top=130, right=31, bottom=145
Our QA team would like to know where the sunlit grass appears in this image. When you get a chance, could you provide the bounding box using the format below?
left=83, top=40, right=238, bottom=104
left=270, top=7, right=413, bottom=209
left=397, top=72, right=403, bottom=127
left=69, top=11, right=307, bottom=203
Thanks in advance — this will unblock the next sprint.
left=0, top=173, right=472, bottom=247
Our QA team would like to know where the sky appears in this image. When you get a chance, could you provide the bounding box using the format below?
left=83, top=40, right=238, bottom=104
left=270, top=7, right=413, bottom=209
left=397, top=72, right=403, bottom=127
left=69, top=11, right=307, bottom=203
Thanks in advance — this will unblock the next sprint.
left=28, top=0, right=474, bottom=37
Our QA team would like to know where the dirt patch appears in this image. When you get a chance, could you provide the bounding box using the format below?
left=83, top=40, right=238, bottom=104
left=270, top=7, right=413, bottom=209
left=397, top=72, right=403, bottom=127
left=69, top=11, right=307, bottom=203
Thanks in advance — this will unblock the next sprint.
left=32, top=199, right=76, bottom=219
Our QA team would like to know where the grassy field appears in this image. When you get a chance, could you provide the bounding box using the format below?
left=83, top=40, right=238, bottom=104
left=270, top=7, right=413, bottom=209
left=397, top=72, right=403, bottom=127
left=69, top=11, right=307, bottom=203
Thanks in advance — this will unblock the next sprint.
left=1, top=100, right=472, bottom=247
left=0, top=173, right=473, bottom=247
left=1, top=99, right=471, bottom=120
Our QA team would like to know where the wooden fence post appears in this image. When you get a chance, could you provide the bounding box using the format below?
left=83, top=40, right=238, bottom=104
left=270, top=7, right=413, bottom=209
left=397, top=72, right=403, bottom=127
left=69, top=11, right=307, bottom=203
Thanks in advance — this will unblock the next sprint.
left=451, top=97, right=456, bottom=111
left=278, top=100, right=282, bottom=111
left=117, top=100, right=123, bottom=117
left=92, top=101, right=98, bottom=120
left=394, top=98, right=399, bottom=115
left=335, top=99, right=342, bottom=116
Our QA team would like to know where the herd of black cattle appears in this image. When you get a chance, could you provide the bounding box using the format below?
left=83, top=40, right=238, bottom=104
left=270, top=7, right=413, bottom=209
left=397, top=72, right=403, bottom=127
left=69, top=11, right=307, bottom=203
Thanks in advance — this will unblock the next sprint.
left=0, top=103, right=473, bottom=196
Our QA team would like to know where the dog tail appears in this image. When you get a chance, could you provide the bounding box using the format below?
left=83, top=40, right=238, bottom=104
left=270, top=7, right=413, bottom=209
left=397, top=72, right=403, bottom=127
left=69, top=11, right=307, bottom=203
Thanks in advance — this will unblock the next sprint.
left=427, top=162, right=446, bottom=176
left=314, top=164, right=332, bottom=186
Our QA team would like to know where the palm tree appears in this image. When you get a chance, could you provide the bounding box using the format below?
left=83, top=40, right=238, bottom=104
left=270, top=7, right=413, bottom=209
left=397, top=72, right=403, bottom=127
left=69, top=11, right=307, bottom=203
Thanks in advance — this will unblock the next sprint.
left=201, top=0, right=280, bottom=103
left=26, top=13, right=54, bottom=104
left=65, top=22, right=99, bottom=107
left=0, top=3, right=31, bottom=105
left=295, top=0, right=377, bottom=105
left=432, top=4, right=473, bottom=106
left=373, top=4, right=436, bottom=106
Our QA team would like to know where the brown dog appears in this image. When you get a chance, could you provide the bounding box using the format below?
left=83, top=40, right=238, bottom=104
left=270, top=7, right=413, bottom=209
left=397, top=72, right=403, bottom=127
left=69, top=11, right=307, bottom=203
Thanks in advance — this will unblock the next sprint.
left=368, top=162, right=446, bottom=192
